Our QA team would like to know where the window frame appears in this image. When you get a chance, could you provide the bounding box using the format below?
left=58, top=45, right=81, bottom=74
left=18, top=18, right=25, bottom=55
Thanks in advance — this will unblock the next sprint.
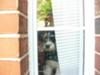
left=28, top=0, right=95, bottom=75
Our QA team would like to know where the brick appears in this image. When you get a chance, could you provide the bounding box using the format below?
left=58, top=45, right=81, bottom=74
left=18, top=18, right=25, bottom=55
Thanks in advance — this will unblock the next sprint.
left=27, top=73, right=29, bottom=75
left=95, top=71, right=100, bottom=75
left=0, top=37, right=28, bottom=58
left=0, top=0, right=18, bottom=10
left=0, top=56, right=28, bottom=75
left=0, top=61, right=20, bottom=75
left=0, top=14, right=19, bottom=34
left=19, top=15, right=27, bottom=34
left=19, top=38, right=28, bottom=57
left=95, top=37, right=100, bottom=52
left=0, top=0, right=28, bottom=75
left=18, top=0, right=27, bottom=15
left=0, top=38, right=19, bottom=58
left=95, top=54, right=100, bottom=71
left=0, top=13, right=27, bottom=34
left=0, top=0, right=28, bottom=15
left=20, top=56, right=29, bottom=75
left=95, top=0, right=100, bottom=16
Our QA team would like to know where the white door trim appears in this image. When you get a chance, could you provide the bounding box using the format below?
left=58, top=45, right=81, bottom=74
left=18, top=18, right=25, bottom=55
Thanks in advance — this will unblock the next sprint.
left=28, top=0, right=38, bottom=75
left=84, top=0, right=95, bottom=75
left=28, top=0, right=95, bottom=75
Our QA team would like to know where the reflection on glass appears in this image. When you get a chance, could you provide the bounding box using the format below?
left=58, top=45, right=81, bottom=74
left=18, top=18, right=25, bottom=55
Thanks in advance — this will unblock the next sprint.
left=38, top=31, right=60, bottom=75
left=95, top=0, right=100, bottom=34
left=37, top=0, right=54, bottom=27
left=95, top=18, right=100, bottom=34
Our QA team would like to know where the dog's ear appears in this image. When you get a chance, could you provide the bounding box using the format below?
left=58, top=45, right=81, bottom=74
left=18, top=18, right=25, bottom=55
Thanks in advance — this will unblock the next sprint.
left=38, top=32, right=44, bottom=42
left=50, top=37, right=56, bottom=43
left=38, top=31, right=48, bottom=42
left=49, top=31, right=56, bottom=43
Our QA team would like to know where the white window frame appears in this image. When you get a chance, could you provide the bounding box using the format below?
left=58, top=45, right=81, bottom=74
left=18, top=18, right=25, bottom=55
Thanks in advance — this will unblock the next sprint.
left=28, top=0, right=95, bottom=75
left=84, top=0, right=95, bottom=75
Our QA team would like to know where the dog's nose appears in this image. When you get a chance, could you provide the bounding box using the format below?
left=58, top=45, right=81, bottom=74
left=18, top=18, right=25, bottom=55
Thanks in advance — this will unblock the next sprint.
left=46, top=45, right=50, bottom=48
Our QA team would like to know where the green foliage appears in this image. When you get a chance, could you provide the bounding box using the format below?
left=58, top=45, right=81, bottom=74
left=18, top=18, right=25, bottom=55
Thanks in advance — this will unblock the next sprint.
left=37, top=0, right=52, bottom=20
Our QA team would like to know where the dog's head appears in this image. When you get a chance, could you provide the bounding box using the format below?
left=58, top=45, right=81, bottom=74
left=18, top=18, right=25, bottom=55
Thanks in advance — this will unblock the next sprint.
left=43, top=31, right=56, bottom=52
left=38, top=31, right=56, bottom=52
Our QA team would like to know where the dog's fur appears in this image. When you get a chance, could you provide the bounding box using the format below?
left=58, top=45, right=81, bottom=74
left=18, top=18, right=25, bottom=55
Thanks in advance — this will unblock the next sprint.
left=38, top=31, right=60, bottom=75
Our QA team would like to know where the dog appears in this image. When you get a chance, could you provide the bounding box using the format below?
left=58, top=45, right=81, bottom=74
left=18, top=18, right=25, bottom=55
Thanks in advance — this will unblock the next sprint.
left=38, top=31, right=60, bottom=75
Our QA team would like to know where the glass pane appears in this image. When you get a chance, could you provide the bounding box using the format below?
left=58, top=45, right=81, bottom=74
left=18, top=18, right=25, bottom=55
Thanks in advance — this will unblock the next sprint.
left=55, top=30, right=83, bottom=75
left=95, top=0, right=100, bottom=34
left=38, top=31, right=61, bottom=75
left=37, top=0, right=54, bottom=27
left=36, top=0, right=84, bottom=75
left=52, top=0, right=83, bottom=27
left=95, top=18, right=100, bottom=34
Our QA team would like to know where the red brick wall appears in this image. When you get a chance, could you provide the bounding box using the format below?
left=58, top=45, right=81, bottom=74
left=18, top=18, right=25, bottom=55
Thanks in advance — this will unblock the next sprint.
left=95, top=0, right=100, bottom=75
left=0, top=0, right=29, bottom=75
left=95, top=37, right=100, bottom=75
left=95, top=0, right=100, bottom=16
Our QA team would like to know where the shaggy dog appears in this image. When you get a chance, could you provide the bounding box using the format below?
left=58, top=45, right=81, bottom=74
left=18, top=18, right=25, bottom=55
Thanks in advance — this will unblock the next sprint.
left=38, top=31, right=60, bottom=75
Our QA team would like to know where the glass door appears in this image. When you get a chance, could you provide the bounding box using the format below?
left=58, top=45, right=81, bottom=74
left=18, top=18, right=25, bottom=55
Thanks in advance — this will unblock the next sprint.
left=37, top=0, right=84, bottom=75
left=37, top=0, right=60, bottom=75
left=28, top=0, right=95, bottom=75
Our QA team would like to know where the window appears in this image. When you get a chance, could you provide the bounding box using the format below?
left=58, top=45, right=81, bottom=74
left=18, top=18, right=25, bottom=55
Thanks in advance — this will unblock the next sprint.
left=28, top=0, right=95, bottom=75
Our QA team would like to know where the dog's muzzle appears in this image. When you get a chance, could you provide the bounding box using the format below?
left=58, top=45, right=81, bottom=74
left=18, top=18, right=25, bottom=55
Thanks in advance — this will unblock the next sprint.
left=45, top=44, right=50, bottom=49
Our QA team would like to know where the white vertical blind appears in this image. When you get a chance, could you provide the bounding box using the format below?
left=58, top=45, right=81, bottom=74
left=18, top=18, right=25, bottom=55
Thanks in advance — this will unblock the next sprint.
left=52, top=0, right=84, bottom=75
left=52, top=0, right=83, bottom=27
left=55, top=30, right=83, bottom=75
